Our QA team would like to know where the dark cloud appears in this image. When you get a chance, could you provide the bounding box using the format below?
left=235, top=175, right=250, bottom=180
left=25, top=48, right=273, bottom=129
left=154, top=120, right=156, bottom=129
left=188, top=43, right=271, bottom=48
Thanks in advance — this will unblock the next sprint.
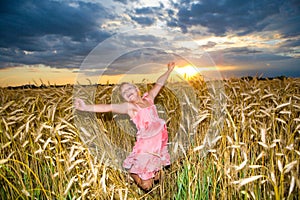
left=227, top=52, right=291, bottom=63
left=135, top=7, right=155, bottom=15
left=280, top=39, right=300, bottom=48
left=113, top=0, right=128, bottom=4
left=223, top=47, right=262, bottom=55
left=208, top=46, right=294, bottom=70
left=221, top=57, right=300, bottom=78
left=113, top=0, right=139, bottom=5
left=130, top=5, right=165, bottom=26
left=172, top=0, right=299, bottom=36
left=201, top=41, right=217, bottom=49
left=130, top=16, right=156, bottom=26
left=0, top=0, right=112, bottom=69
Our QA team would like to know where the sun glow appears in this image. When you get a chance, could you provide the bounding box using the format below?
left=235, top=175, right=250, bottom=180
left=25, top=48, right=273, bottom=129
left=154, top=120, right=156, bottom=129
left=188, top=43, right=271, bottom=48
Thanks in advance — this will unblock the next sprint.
left=176, top=65, right=199, bottom=79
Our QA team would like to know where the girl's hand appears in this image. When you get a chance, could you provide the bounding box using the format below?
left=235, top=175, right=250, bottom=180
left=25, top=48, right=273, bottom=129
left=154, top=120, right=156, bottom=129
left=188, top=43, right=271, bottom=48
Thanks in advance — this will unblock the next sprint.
left=167, top=62, right=175, bottom=71
left=74, top=98, right=87, bottom=111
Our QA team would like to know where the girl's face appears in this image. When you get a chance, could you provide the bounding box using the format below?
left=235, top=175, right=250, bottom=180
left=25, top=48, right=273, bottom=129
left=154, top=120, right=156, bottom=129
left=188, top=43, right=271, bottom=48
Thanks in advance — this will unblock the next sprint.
left=120, top=83, right=139, bottom=102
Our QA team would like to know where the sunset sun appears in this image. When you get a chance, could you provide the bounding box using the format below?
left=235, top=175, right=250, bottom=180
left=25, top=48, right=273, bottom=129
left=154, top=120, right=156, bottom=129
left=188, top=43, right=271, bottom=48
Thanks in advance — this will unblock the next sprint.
left=176, top=65, right=199, bottom=79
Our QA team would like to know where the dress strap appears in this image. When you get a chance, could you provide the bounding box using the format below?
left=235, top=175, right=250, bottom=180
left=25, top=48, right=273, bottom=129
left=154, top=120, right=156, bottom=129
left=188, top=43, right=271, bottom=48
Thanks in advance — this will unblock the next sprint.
left=142, top=92, right=154, bottom=104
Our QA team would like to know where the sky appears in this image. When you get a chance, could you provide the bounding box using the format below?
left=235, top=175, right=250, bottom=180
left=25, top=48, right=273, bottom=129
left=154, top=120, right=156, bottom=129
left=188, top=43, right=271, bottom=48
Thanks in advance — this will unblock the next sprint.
left=0, top=0, right=300, bottom=86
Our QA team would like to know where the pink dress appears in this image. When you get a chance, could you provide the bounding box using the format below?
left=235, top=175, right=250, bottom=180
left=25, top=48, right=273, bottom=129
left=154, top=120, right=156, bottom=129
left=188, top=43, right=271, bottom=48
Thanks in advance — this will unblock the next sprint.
left=123, top=93, right=170, bottom=180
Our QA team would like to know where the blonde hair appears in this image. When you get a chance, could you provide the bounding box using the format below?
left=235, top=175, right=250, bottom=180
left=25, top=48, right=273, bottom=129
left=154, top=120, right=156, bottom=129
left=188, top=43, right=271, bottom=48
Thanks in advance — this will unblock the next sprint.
left=118, top=82, right=140, bottom=98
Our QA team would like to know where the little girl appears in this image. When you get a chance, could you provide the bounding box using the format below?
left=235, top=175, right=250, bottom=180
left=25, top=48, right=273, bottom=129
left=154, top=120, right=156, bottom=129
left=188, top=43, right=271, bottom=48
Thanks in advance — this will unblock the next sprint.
left=74, top=62, right=175, bottom=190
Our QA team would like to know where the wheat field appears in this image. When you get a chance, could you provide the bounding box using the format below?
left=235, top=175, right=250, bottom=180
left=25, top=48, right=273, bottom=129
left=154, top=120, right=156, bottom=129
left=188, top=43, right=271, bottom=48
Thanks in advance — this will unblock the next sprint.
left=0, top=77, right=299, bottom=199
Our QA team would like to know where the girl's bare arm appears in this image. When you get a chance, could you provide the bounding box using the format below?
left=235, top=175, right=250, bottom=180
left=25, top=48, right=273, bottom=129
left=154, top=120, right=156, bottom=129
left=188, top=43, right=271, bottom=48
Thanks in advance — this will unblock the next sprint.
left=74, top=98, right=128, bottom=114
left=148, top=62, right=175, bottom=99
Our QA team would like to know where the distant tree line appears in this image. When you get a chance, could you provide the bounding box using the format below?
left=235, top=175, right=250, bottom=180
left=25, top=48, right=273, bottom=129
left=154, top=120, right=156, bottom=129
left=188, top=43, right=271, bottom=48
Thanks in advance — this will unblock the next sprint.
left=240, top=75, right=288, bottom=81
left=4, top=76, right=291, bottom=89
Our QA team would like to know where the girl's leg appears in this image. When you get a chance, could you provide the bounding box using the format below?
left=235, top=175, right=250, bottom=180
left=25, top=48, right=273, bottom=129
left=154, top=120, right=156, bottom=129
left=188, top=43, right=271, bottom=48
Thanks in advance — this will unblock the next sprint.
left=130, top=173, right=153, bottom=191
left=130, top=173, right=141, bottom=185
left=154, top=170, right=160, bottom=181
left=140, top=179, right=153, bottom=191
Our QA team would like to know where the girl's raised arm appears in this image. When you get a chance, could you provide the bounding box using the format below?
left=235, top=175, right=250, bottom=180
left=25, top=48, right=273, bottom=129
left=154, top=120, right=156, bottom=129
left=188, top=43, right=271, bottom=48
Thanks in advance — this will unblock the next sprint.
left=148, top=62, right=175, bottom=100
left=74, top=98, right=128, bottom=114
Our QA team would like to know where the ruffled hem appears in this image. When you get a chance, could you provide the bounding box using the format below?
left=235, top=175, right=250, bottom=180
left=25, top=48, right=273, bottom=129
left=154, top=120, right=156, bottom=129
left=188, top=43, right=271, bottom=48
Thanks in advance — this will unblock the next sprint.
left=123, top=153, right=170, bottom=180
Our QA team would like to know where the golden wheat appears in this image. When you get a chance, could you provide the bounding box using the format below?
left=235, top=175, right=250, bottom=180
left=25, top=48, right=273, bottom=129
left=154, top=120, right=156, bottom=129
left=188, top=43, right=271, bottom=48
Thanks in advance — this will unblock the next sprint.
left=0, top=77, right=299, bottom=199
